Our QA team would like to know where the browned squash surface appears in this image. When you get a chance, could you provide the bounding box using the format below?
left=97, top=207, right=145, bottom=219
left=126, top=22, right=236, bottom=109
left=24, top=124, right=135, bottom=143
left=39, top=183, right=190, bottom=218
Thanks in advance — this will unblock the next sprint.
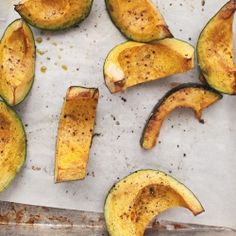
left=55, top=86, right=99, bottom=182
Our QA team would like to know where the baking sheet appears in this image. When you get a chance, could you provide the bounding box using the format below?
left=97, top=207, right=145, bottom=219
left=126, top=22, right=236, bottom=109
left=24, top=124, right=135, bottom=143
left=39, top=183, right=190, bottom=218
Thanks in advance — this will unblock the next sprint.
left=0, top=0, right=236, bottom=229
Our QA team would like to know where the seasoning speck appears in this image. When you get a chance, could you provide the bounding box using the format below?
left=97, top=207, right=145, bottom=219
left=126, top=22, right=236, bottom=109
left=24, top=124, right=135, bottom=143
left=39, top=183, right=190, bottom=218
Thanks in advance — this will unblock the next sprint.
left=36, top=37, right=43, bottom=44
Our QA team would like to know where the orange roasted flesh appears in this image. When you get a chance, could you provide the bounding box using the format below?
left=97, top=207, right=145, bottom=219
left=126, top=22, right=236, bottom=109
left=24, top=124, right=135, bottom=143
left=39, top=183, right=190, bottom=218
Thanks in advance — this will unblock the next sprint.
left=104, top=38, right=195, bottom=93
left=0, top=19, right=35, bottom=106
left=104, top=169, right=204, bottom=236
left=141, top=83, right=222, bottom=150
left=105, top=0, right=172, bottom=42
left=0, top=101, right=26, bottom=192
left=55, top=86, right=99, bottom=182
left=15, top=0, right=93, bottom=30
left=197, top=0, right=236, bottom=94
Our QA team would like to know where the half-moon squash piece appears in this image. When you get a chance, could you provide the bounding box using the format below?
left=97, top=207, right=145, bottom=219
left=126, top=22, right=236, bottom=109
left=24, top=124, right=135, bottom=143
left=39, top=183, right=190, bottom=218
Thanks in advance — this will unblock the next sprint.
left=104, top=169, right=204, bottom=236
left=15, top=0, right=93, bottom=30
left=0, top=19, right=35, bottom=106
left=0, top=101, right=26, bottom=192
left=141, top=83, right=222, bottom=150
left=55, top=86, right=99, bottom=183
left=197, top=0, right=236, bottom=94
left=105, top=0, right=172, bottom=42
left=104, top=38, right=195, bottom=93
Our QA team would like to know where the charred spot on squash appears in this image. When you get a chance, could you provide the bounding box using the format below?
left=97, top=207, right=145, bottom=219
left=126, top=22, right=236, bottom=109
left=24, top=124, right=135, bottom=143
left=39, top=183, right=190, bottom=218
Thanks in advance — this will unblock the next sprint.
left=197, top=0, right=236, bottom=95
left=104, top=39, right=195, bottom=93
left=105, top=0, right=172, bottom=42
left=0, top=101, right=26, bottom=192
left=104, top=170, right=204, bottom=236
left=15, top=0, right=93, bottom=30
left=141, top=83, right=222, bottom=150
left=0, top=19, right=35, bottom=106
left=55, top=86, right=99, bottom=183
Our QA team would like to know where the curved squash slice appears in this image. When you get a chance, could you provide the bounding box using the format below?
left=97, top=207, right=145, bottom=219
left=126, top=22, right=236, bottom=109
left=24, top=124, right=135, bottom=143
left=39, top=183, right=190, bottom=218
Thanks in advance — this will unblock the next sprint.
left=55, top=86, right=99, bottom=183
left=105, top=0, right=172, bottom=42
left=141, top=83, right=222, bottom=150
left=15, top=0, right=93, bottom=30
left=0, top=101, right=26, bottom=192
left=104, top=38, right=195, bottom=93
left=197, top=0, right=236, bottom=95
left=104, top=169, right=204, bottom=236
left=0, top=19, right=35, bottom=106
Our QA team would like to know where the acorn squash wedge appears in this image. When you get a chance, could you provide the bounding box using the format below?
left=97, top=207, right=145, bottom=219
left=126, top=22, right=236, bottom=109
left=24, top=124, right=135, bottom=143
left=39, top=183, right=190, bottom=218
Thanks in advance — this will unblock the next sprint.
left=55, top=86, right=99, bottom=183
left=15, top=0, right=93, bottom=30
left=141, top=83, right=222, bottom=150
left=197, top=0, right=236, bottom=95
left=0, top=101, right=26, bottom=192
left=104, top=38, right=195, bottom=93
left=104, top=169, right=204, bottom=236
left=0, top=19, right=35, bottom=106
left=105, top=0, right=172, bottom=42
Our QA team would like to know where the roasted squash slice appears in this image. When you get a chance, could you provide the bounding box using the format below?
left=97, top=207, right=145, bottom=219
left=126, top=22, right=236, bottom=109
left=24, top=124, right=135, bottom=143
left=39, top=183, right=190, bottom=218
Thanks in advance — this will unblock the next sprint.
left=15, top=0, right=93, bottom=30
left=104, top=169, right=204, bottom=236
left=141, top=83, right=222, bottom=150
left=104, top=38, right=195, bottom=93
left=0, top=19, right=35, bottom=106
left=0, top=101, right=26, bottom=192
left=197, top=0, right=236, bottom=95
left=105, top=0, right=172, bottom=42
left=55, top=86, right=99, bottom=183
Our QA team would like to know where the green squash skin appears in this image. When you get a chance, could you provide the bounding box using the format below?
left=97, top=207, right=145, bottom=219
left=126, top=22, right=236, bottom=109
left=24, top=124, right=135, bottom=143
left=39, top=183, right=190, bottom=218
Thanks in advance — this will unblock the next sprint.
left=104, top=169, right=204, bottom=235
left=105, top=0, right=173, bottom=42
left=140, top=83, right=223, bottom=148
left=15, top=1, right=94, bottom=31
left=196, top=1, right=236, bottom=95
left=0, top=19, right=36, bottom=106
left=0, top=100, right=26, bottom=192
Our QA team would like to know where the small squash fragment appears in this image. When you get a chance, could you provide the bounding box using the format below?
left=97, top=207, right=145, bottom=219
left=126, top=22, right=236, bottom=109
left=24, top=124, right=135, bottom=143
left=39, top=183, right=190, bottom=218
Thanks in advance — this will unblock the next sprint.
left=104, top=38, right=195, bottom=93
left=15, top=0, right=93, bottom=30
left=105, top=0, right=172, bottom=42
left=104, top=169, right=204, bottom=236
left=55, top=86, right=99, bottom=183
left=0, top=101, right=26, bottom=192
left=0, top=19, right=35, bottom=106
left=141, top=83, right=222, bottom=150
left=197, top=0, right=236, bottom=94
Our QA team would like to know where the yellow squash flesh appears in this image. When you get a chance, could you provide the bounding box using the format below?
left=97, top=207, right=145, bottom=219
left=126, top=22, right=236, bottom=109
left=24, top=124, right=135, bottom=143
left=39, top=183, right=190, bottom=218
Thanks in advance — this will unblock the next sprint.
left=104, top=38, right=195, bottom=93
left=105, top=0, right=172, bottom=42
left=141, top=83, right=222, bottom=150
left=15, top=0, right=93, bottom=30
left=0, top=101, right=26, bottom=192
left=104, top=170, right=204, bottom=236
left=197, top=0, right=236, bottom=94
left=0, top=19, right=35, bottom=106
left=55, top=86, right=99, bottom=183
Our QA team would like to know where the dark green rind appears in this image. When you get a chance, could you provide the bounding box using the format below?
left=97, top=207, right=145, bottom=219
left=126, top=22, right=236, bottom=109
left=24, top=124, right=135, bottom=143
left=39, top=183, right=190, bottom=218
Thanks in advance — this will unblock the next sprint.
left=14, top=1, right=93, bottom=31
left=104, top=169, right=204, bottom=235
left=105, top=0, right=173, bottom=43
left=0, top=100, right=26, bottom=192
left=140, top=83, right=223, bottom=147
left=196, top=0, right=236, bottom=95
left=0, top=19, right=36, bottom=106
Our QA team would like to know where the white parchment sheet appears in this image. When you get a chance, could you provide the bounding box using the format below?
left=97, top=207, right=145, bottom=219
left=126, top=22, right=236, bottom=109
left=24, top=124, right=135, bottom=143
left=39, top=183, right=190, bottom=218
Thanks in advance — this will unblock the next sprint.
left=0, top=0, right=236, bottom=229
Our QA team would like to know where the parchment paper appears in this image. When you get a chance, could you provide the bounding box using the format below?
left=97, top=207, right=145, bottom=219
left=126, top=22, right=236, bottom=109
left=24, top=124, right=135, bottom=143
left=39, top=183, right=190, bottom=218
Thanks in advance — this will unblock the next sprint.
left=0, top=0, right=236, bottom=229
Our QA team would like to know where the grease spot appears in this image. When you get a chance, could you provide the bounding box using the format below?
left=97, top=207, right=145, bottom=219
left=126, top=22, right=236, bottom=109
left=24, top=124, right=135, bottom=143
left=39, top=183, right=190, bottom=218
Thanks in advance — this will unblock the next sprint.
left=40, top=66, right=47, bottom=73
